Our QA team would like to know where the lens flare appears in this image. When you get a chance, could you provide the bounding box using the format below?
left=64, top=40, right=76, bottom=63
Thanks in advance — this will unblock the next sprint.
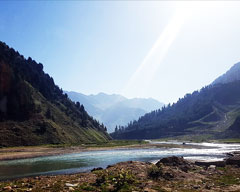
left=122, top=3, right=192, bottom=97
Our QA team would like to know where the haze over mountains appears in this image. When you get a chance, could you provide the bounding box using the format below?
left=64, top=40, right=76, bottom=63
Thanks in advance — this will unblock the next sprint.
left=112, top=62, right=240, bottom=140
left=0, top=41, right=110, bottom=147
left=65, top=91, right=164, bottom=133
left=2, top=39, right=240, bottom=146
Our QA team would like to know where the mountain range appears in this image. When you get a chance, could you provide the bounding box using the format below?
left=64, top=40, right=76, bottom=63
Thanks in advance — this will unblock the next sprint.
left=0, top=41, right=110, bottom=147
left=2, top=39, right=240, bottom=146
left=111, top=62, right=240, bottom=140
left=64, top=91, right=164, bottom=133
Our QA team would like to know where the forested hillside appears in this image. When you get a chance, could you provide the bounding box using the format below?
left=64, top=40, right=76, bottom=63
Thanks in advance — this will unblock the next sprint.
left=0, top=41, right=110, bottom=147
left=111, top=79, right=240, bottom=140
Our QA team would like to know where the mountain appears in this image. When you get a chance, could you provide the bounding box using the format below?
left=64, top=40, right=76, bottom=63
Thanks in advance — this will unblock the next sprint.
left=0, top=41, right=110, bottom=147
left=65, top=91, right=164, bottom=133
left=111, top=63, right=240, bottom=140
left=212, top=62, right=240, bottom=85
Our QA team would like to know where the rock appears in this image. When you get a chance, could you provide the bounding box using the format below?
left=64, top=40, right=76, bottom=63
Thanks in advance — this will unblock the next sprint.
left=180, top=165, right=190, bottom=172
left=143, top=188, right=157, bottom=192
left=226, top=155, right=240, bottom=166
left=161, top=187, right=172, bottom=192
left=195, top=161, right=225, bottom=167
left=162, top=172, right=174, bottom=180
left=157, top=156, right=189, bottom=167
left=208, top=165, right=216, bottom=170
left=205, top=185, right=211, bottom=190
left=193, top=185, right=200, bottom=189
left=3, top=186, right=12, bottom=190
left=91, top=167, right=103, bottom=172
left=27, top=184, right=33, bottom=188
left=107, top=165, right=113, bottom=169
left=226, top=152, right=234, bottom=157
left=65, top=183, right=78, bottom=187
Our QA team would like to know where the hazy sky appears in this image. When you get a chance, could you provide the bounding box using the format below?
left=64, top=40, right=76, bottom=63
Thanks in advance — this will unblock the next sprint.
left=1, top=1, right=240, bottom=103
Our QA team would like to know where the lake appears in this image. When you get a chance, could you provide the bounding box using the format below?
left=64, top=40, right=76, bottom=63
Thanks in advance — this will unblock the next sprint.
left=1, top=141, right=240, bottom=180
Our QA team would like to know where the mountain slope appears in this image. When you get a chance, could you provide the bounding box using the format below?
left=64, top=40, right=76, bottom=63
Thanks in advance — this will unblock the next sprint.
left=212, top=62, right=240, bottom=85
left=0, top=41, right=110, bottom=147
left=65, top=91, right=164, bottom=132
left=111, top=77, right=240, bottom=140
left=63, top=91, right=103, bottom=117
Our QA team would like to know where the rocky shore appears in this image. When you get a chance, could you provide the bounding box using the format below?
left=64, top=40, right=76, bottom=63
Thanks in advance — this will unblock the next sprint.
left=1, top=153, right=240, bottom=192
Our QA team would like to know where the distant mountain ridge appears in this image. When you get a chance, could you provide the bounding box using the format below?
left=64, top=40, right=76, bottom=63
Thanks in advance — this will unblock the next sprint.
left=0, top=41, right=110, bottom=147
left=212, top=62, right=240, bottom=85
left=65, top=91, right=164, bottom=133
left=112, top=62, right=240, bottom=140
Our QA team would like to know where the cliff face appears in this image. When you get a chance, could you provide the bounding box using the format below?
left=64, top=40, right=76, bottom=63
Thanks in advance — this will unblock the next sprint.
left=0, top=41, right=110, bottom=147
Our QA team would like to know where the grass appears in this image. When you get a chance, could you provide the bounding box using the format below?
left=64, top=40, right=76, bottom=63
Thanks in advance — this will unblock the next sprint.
left=0, top=140, right=148, bottom=150
left=218, top=138, right=240, bottom=143
left=91, top=168, right=137, bottom=192
left=45, top=139, right=148, bottom=148
left=147, top=164, right=163, bottom=180
left=84, top=140, right=148, bottom=148
left=217, top=175, right=240, bottom=185
left=152, top=134, right=213, bottom=143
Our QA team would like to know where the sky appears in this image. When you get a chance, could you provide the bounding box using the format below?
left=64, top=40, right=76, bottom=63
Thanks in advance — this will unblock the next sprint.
left=1, top=1, right=240, bottom=104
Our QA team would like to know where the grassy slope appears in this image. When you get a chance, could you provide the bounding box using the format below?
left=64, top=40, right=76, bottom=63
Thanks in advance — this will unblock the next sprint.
left=143, top=103, right=240, bottom=142
left=0, top=81, right=110, bottom=147
left=183, top=103, right=240, bottom=138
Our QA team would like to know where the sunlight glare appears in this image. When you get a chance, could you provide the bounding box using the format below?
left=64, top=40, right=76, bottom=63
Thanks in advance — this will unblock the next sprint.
left=122, top=2, right=192, bottom=98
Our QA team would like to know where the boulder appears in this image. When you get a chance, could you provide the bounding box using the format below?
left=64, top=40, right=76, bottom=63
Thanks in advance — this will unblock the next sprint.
left=195, top=161, right=225, bottom=167
left=207, top=165, right=216, bottom=170
left=157, top=156, right=189, bottom=167
left=91, top=167, right=103, bottom=172
left=226, top=155, right=240, bottom=166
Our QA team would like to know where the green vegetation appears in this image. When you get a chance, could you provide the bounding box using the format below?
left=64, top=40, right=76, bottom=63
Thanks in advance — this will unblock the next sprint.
left=217, top=138, right=240, bottom=143
left=211, top=166, right=240, bottom=187
left=0, top=41, right=110, bottom=147
left=112, top=79, right=240, bottom=140
left=147, top=164, right=163, bottom=180
left=92, top=168, right=137, bottom=191
left=84, top=140, right=148, bottom=148
left=39, top=140, right=148, bottom=149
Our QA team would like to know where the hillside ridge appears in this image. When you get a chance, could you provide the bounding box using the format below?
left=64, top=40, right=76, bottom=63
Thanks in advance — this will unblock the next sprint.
left=111, top=63, right=240, bottom=140
left=0, top=41, right=110, bottom=147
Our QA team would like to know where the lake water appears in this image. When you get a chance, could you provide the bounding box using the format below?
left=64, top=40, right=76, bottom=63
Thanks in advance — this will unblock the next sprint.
left=1, top=141, right=240, bottom=180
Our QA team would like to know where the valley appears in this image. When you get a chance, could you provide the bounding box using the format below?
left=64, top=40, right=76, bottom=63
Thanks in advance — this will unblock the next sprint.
left=1, top=1, right=240, bottom=190
left=65, top=91, right=164, bottom=133
left=0, top=140, right=240, bottom=180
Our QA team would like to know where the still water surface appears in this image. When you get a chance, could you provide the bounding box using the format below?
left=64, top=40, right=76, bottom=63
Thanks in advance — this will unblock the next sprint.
left=1, top=141, right=240, bottom=180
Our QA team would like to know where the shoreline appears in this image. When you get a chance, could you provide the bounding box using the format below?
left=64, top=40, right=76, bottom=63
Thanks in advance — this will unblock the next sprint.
left=1, top=155, right=240, bottom=191
left=0, top=142, right=208, bottom=161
